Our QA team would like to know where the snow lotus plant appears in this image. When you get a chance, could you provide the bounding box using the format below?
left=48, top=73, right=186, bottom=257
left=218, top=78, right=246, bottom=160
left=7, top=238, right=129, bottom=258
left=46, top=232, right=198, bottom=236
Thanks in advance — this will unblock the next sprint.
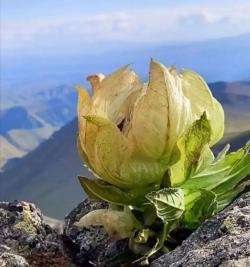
left=76, top=60, right=250, bottom=262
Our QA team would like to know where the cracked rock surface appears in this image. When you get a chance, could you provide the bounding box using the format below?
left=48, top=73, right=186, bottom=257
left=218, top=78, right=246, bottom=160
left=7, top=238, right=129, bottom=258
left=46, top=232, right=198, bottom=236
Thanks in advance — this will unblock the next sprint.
left=0, top=201, right=74, bottom=267
left=0, top=244, right=29, bottom=267
left=151, top=192, right=250, bottom=267
left=64, top=198, right=129, bottom=267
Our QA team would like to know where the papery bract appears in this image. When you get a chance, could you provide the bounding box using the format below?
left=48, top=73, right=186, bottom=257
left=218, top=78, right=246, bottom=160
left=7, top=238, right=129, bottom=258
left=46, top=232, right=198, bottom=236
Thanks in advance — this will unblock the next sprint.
left=77, top=60, right=224, bottom=189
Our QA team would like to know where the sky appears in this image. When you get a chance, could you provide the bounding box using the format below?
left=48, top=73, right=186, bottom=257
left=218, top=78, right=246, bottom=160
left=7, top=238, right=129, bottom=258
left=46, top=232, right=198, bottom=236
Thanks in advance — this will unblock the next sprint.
left=1, top=0, right=250, bottom=93
left=1, top=0, right=250, bottom=57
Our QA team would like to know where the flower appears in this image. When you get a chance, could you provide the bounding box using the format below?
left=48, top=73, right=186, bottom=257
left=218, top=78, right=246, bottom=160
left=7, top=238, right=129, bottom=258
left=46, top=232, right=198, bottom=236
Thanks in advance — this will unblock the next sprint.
left=77, top=60, right=224, bottom=188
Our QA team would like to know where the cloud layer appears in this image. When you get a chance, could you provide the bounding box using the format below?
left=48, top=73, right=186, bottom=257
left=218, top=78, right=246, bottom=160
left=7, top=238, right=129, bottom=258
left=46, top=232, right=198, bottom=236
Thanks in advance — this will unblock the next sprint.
left=2, top=2, right=250, bottom=55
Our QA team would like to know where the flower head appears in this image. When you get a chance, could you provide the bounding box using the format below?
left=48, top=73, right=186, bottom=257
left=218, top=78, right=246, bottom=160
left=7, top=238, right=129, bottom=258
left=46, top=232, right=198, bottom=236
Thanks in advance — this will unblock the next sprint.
left=77, top=60, right=224, bottom=188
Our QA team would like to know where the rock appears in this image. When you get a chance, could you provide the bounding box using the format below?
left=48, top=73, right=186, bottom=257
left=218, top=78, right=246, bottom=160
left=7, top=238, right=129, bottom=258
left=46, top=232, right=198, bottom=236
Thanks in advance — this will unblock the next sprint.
left=0, top=244, right=29, bottom=267
left=151, top=192, right=250, bottom=267
left=219, top=257, right=250, bottom=267
left=44, top=216, right=64, bottom=234
left=0, top=252, right=29, bottom=267
left=2, top=193, right=249, bottom=267
left=64, top=198, right=129, bottom=266
left=0, top=200, right=74, bottom=267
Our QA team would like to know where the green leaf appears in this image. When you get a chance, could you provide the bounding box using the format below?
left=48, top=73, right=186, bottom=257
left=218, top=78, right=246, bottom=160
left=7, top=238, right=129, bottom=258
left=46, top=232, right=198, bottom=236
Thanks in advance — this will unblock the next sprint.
left=79, top=176, right=127, bottom=205
left=74, top=208, right=140, bottom=240
left=214, top=144, right=230, bottom=162
left=196, top=145, right=214, bottom=173
left=79, top=176, right=159, bottom=206
left=169, top=113, right=211, bottom=186
left=182, top=189, right=217, bottom=229
left=217, top=178, right=250, bottom=211
left=182, top=141, right=250, bottom=194
left=146, top=188, right=184, bottom=223
left=213, top=142, right=250, bottom=194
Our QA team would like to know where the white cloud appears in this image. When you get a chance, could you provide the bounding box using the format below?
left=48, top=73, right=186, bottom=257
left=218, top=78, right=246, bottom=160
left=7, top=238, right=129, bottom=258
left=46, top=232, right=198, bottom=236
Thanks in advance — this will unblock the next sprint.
left=1, top=2, right=250, bottom=55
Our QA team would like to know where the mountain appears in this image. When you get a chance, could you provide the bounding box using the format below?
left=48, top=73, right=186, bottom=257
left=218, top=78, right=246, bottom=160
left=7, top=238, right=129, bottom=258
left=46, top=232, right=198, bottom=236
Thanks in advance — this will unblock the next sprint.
left=209, top=81, right=250, bottom=134
left=0, top=106, right=55, bottom=169
left=0, top=106, right=43, bottom=135
left=2, top=33, right=250, bottom=94
left=0, top=128, right=55, bottom=170
left=213, top=130, right=250, bottom=155
left=1, top=85, right=77, bottom=125
left=0, top=85, right=77, bottom=170
left=0, top=119, right=92, bottom=219
left=0, top=136, right=25, bottom=168
left=28, top=85, right=77, bottom=127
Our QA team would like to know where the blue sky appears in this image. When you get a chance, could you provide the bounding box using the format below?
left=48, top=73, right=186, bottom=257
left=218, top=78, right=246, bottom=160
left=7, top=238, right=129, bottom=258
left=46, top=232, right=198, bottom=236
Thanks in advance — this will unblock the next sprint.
left=1, top=0, right=250, bottom=92
left=2, top=0, right=233, bottom=21
left=2, top=0, right=250, bottom=57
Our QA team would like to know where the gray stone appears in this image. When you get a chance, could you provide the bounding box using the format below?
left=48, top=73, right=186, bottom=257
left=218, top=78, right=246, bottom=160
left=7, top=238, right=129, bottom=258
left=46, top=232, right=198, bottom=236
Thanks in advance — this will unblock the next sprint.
left=151, top=192, right=250, bottom=267
left=0, top=252, right=29, bottom=267
left=64, top=198, right=129, bottom=266
left=0, top=200, right=74, bottom=267
left=0, top=242, right=29, bottom=267
left=0, top=244, right=11, bottom=255
left=219, top=257, right=250, bottom=267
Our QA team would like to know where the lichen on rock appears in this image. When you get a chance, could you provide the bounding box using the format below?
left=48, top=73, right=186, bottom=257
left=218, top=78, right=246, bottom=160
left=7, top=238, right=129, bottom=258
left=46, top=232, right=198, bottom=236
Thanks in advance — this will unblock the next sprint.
left=151, top=192, right=250, bottom=267
left=0, top=200, right=74, bottom=267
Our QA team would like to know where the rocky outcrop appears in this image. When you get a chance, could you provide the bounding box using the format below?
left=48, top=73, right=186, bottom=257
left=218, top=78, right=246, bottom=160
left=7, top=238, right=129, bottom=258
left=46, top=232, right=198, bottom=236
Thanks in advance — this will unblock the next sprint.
left=0, top=199, right=129, bottom=267
left=1, top=193, right=249, bottom=267
left=0, top=244, right=29, bottom=267
left=0, top=201, right=74, bottom=267
left=64, top=198, right=129, bottom=266
left=151, top=192, right=250, bottom=267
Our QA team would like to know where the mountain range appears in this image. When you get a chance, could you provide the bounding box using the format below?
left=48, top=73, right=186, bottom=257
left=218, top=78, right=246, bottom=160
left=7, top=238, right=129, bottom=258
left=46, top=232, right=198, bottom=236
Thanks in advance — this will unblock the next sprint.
left=2, top=33, right=250, bottom=92
left=0, top=85, right=77, bottom=169
left=0, top=80, right=249, bottom=218
left=0, top=119, right=89, bottom=218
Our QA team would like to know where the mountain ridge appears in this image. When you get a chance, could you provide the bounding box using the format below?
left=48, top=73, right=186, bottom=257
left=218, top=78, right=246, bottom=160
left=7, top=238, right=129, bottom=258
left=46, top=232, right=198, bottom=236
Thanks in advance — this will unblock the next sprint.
left=0, top=119, right=90, bottom=218
left=0, top=85, right=77, bottom=169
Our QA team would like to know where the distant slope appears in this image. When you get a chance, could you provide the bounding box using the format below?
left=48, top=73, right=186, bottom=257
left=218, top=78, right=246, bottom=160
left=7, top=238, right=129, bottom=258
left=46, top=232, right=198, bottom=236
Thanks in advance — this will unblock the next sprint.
left=0, top=136, right=25, bottom=169
left=0, top=106, right=56, bottom=169
left=0, top=85, right=77, bottom=170
left=33, top=85, right=77, bottom=127
left=6, top=126, right=55, bottom=153
left=213, top=130, right=250, bottom=154
left=0, top=119, right=91, bottom=219
left=0, top=106, right=43, bottom=135
left=0, top=126, right=56, bottom=170
left=209, top=81, right=250, bottom=134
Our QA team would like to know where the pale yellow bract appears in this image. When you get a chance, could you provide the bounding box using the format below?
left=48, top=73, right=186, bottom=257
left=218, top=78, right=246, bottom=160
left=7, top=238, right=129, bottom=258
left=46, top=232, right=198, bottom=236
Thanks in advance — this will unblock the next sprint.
left=77, top=60, right=224, bottom=189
